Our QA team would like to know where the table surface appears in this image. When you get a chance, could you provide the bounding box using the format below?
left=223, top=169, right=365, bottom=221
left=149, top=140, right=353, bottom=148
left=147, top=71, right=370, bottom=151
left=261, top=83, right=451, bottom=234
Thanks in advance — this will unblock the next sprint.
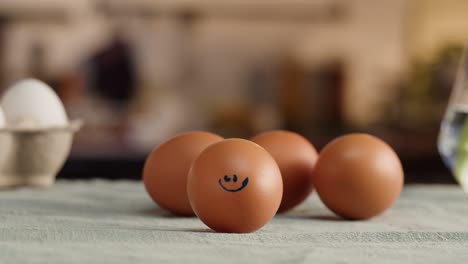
left=1, top=181, right=468, bottom=264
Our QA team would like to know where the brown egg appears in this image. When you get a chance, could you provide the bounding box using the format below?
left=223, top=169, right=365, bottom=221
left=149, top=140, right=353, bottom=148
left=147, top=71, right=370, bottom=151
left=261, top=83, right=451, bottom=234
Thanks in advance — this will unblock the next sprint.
left=143, top=131, right=223, bottom=216
left=313, top=134, right=404, bottom=220
left=187, top=138, right=282, bottom=233
left=251, top=130, right=318, bottom=212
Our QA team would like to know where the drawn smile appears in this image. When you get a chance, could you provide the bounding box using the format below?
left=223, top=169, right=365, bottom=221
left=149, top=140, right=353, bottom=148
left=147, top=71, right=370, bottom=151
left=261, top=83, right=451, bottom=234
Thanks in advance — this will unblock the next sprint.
left=218, top=174, right=249, bottom=192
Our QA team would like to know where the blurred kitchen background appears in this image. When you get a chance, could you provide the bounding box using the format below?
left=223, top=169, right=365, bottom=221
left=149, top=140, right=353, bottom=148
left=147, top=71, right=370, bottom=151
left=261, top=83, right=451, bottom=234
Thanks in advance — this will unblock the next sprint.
left=0, top=0, right=465, bottom=182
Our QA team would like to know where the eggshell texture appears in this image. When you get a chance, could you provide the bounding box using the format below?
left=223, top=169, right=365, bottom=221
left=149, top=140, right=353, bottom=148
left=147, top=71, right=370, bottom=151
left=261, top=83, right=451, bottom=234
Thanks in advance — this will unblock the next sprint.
left=313, top=134, right=404, bottom=220
left=188, top=138, right=283, bottom=233
left=143, top=131, right=223, bottom=216
left=1, top=79, right=68, bottom=127
left=251, top=130, right=318, bottom=212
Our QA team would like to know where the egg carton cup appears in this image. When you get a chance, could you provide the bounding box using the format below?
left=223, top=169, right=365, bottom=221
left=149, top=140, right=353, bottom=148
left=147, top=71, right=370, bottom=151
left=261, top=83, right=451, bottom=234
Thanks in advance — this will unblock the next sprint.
left=0, top=120, right=82, bottom=188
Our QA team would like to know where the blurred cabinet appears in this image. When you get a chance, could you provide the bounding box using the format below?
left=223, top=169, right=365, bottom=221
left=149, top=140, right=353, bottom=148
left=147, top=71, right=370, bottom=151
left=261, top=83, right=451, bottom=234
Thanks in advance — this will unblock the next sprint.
left=278, top=59, right=344, bottom=132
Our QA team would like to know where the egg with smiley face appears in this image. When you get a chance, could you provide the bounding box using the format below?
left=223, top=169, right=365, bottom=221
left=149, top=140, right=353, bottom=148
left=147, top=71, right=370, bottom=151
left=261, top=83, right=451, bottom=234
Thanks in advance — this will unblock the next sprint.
left=187, top=138, right=282, bottom=233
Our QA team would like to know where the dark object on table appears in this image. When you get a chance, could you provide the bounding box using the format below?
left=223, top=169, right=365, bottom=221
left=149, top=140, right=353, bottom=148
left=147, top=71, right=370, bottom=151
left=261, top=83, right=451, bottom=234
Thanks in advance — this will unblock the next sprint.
left=90, top=34, right=136, bottom=104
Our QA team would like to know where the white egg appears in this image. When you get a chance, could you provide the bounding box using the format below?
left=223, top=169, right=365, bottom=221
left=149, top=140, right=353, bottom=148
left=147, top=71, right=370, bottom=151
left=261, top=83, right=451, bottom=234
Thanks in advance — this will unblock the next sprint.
left=1, top=79, right=68, bottom=128
left=0, top=106, right=5, bottom=127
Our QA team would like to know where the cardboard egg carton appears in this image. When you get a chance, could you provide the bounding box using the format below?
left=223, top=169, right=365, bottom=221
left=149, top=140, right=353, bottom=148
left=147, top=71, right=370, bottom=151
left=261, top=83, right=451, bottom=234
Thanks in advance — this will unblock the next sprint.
left=0, top=120, right=82, bottom=187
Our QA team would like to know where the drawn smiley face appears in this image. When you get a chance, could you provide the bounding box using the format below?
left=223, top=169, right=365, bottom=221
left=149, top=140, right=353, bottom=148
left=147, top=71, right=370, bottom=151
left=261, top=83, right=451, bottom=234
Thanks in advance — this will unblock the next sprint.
left=218, top=174, right=249, bottom=192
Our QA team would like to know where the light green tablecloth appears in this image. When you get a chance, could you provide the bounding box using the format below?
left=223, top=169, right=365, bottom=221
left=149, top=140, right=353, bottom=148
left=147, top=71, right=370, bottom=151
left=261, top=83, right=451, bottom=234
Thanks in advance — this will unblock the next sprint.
left=1, top=181, right=468, bottom=263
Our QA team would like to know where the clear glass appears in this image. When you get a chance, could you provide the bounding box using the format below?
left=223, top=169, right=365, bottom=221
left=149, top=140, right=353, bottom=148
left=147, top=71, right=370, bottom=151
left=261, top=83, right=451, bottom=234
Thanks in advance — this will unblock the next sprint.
left=438, top=45, right=468, bottom=191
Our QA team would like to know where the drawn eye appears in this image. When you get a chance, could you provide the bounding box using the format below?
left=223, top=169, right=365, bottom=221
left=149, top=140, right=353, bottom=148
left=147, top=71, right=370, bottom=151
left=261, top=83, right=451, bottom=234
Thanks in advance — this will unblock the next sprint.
left=223, top=175, right=231, bottom=182
left=233, top=174, right=238, bottom=182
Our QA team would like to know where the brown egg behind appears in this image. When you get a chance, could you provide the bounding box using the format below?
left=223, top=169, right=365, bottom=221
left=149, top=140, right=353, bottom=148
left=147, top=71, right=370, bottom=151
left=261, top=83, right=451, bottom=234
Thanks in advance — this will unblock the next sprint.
left=143, top=131, right=223, bottom=216
left=313, top=134, right=404, bottom=220
left=251, top=130, right=318, bottom=212
left=187, top=139, right=283, bottom=233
